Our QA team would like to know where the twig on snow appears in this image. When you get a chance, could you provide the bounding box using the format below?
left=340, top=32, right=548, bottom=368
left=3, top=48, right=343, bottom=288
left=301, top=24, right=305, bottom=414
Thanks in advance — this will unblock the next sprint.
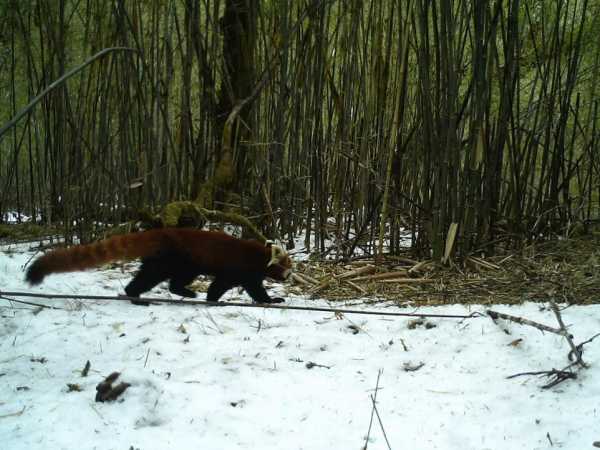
left=369, top=394, right=392, bottom=450
left=364, top=369, right=385, bottom=450
left=203, top=310, right=224, bottom=334
left=486, top=309, right=571, bottom=338
left=0, top=295, right=62, bottom=310
left=0, top=406, right=26, bottom=419
left=573, top=332, right=600, bottom=349
left=549, top=301, right=586, bottom=368
left=507, top=365, right=578, bottom=389
left=501, top=302, right=600, bottom=388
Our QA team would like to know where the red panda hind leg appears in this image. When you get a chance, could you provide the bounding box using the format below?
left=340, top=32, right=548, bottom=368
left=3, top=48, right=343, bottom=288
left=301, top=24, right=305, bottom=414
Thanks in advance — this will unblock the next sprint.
left=124, top=255, right=199, bottom=303
left=168, top=272, right=198, bottom=298
left=123, top=257, right=170, bottom=305
left=206, top=278, right=234, bottom=302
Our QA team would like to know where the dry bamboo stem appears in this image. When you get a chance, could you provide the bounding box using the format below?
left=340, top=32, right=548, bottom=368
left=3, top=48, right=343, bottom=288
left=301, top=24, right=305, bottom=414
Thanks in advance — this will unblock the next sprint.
left=291, top=273, right=316, bottom=286
left=336, top=264, right=377, bottom=279
left=409, top=260, right=431, bottom=274
left=351, top=270, right=409, bottom=282
left=468, top=256, right=500, bottom=270
left=309, top=277, right=335, bottom=295
left=345, top=280, right=368, bottom=295
left=378, top=278, right=436, bottom=284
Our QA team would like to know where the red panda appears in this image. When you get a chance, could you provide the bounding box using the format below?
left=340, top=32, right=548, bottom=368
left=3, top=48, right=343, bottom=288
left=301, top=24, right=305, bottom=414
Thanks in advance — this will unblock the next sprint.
left=25, top=228, right=292, bottom=304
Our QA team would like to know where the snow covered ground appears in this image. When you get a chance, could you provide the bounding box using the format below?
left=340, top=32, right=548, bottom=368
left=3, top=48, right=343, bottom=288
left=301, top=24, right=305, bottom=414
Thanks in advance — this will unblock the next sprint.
left=1, top=241, right=600, bottom=450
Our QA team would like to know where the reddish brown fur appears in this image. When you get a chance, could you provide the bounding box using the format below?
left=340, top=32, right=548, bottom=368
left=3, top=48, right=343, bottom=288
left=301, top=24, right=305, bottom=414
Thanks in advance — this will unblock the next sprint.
left=26, top=228, right=292, bottom=286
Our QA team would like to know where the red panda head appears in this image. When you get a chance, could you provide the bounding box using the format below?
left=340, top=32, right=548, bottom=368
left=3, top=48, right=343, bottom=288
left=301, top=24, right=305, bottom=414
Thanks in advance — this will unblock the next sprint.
left=265, top=242, right=292, bottom=281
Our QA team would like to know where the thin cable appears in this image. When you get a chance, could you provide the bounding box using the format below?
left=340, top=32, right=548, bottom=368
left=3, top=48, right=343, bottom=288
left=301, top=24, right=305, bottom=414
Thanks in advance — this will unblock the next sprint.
left=0, top=290, right=482, bottom=319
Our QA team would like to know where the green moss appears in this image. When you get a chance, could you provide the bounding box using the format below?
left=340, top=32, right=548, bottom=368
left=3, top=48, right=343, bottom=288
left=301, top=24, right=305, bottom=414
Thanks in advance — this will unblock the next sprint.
left=161, top=201, right=207, bottom=228
left=195, top=182, right=215, bottom=208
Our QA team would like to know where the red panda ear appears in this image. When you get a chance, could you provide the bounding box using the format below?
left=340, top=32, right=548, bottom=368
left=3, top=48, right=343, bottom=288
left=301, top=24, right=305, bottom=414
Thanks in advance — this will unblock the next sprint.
left=266, top=243, right=287, bottom=267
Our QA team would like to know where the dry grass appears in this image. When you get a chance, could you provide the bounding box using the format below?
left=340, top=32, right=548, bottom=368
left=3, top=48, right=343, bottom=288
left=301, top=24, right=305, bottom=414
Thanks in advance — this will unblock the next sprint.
left=289, top=234, right=600, bottom=306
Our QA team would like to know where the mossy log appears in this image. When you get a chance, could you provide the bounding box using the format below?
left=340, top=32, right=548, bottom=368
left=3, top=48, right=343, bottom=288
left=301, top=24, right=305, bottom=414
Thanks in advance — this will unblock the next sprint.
left=158, top=200, right=267, bottom=242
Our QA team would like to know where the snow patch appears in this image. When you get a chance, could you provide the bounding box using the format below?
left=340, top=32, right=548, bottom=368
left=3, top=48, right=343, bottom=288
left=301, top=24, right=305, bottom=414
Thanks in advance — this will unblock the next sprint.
left=1, top=242, right=599, bottom=450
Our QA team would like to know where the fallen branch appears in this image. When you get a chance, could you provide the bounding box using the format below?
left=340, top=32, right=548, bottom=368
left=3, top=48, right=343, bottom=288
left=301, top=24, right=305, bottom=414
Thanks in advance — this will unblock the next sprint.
left=305, top=361, right=332, bottom=370
left=574, top=332, right=600, bottom=349
left=507, top=366, right=577, bottom=389
left=363, top=369, right=383, bottom=450
left=549, top=301, right=586, bottom=368
left=486, top=309, right=571, bottom=338
left=500, top=303, right=599, bottom=388
left=369, top=393, right=392, bottom=450
left=508, top=330, right=600, bottom=389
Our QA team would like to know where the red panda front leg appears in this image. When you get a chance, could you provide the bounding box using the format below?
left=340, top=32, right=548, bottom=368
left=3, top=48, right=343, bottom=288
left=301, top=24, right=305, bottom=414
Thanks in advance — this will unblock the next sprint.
left=242, top=280, right=285, bottom=304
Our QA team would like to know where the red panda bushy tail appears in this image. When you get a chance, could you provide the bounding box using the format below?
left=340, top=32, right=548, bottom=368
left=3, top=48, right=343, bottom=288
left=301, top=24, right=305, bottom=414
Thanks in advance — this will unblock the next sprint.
left=25, top=231, right=165, bottom=285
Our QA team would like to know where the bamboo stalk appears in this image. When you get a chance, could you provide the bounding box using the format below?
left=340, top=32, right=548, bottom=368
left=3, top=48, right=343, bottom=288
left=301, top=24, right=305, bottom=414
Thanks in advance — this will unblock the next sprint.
left=351, top=270, right=409, bottom=282
left=378, top=278, right=436, bottom=284
left=336, top=264, right=377, bottom=280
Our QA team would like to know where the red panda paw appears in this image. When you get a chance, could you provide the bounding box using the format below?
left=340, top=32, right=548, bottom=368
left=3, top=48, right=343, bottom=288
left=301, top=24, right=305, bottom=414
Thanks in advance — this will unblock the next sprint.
left=119, top=293, right=150, bottom=306
left=130, top=299, right=151, bottom=306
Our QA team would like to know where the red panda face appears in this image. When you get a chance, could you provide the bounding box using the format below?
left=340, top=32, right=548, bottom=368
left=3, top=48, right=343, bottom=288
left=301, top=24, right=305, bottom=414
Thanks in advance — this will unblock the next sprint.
left=265, top=244, right=293, bottom=281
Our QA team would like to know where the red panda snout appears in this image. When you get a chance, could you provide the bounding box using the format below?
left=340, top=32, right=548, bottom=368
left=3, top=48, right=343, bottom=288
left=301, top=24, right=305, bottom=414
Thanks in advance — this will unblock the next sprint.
left=265, top=251, right=293, bottom=281
left=266, top=264, right=292, bottom=281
